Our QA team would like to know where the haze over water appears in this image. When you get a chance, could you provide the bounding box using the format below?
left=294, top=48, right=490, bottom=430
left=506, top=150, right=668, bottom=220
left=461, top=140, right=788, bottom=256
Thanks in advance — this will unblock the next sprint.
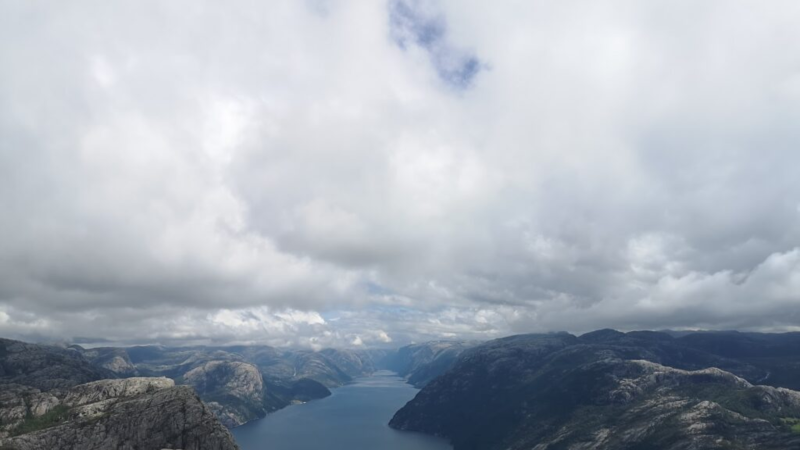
left=232, top=371, right=452, bottom=450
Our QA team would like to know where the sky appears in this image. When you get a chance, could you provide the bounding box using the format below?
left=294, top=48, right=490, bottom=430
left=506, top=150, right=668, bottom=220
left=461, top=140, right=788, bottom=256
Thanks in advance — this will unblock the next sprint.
left=2, top=0, right=800, bottom=349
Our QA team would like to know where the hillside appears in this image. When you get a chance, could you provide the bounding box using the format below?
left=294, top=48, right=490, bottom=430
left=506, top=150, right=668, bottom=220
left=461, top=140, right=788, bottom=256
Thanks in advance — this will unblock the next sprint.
left=390, top=332, right=800, bottom=450
left=0, top=338, right=238, bottom=449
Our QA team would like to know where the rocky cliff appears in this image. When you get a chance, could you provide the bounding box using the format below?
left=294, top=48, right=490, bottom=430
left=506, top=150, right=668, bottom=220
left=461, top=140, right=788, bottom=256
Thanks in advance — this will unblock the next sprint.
left=0, top=338, right=240, bottom=449
left=0, top=377, right=239, bottom=450
left=183, top=360, right=267, bottom=428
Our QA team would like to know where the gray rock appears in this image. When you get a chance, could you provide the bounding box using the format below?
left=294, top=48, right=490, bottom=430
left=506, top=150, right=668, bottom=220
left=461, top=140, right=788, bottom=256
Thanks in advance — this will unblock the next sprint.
left=0, top=378, right=239, bottom=450
left=183, top=361, right=265, bottom=428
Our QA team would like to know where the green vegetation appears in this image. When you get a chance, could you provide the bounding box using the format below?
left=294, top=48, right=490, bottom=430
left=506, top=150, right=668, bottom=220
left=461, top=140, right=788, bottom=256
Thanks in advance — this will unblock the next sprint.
left=782, top=418, right=800, bottom=434
left=10, top=405, right=70, bottom=436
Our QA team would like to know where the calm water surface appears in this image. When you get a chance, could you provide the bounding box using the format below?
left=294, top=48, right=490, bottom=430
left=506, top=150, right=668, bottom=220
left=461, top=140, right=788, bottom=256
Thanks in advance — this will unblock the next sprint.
left=232, top=370, right=452, bottom=450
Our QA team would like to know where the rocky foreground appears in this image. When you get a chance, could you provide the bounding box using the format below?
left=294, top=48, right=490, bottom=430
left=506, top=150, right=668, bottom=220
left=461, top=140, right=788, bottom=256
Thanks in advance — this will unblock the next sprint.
left=0, top=377, right=238, bottom=450
left=390, top=331, right=800, bottom=450
left=0, top=338, right=239, bottom=449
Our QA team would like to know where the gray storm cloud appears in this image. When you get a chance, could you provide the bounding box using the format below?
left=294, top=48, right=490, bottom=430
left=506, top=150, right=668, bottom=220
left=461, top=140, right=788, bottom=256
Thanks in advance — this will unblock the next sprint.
left=1, top=0, right=800, bottom=347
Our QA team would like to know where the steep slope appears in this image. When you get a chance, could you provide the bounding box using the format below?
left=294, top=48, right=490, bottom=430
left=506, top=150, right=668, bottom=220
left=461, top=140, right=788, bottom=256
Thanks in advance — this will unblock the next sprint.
left=289, top=351, right=354, bottom=386
left=183, top=360, right=268, bottom=427
left=128, top=346, right=337, bottom=426
left=390, top=333, right=800, bottom=450
left=384, top=341, right=479, bottom=387
left=0, top=377, right=239, bottom=450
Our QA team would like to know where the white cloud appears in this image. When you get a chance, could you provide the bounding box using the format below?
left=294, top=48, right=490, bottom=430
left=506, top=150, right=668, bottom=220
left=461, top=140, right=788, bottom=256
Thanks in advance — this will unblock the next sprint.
left=1, top=0, right=800, bottom=347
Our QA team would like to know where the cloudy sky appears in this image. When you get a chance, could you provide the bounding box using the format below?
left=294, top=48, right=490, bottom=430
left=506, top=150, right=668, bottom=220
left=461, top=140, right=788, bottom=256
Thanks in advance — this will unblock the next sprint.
left=2, top=0, right=800, bottom=348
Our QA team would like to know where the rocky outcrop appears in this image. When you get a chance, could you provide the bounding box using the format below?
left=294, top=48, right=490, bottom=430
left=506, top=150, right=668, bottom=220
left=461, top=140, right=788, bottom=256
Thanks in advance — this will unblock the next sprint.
left=0, top=384, right=60, bottom=436
left=390, top=333, right=800, bottom=450
left=0, top=377, right=239, bottom=450
left=61, top=376, right=175, bottom=407
left=0, top=339, right=239, bottom=449
left=184, top=361, right=266, bottom=428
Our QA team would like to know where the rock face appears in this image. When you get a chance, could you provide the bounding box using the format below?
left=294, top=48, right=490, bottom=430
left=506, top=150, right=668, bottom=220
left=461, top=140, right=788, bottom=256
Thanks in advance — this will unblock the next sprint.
left=184, top=361, right=267, bottom=428
left=390, top=332, right=800, bottom=450
left=0, top=378, right=239, bottom=450
left=0, top=384, right=60, bottom=436
left=61, top=377, right=175, bottom=407
left=0, top=338, right=239, bottom=449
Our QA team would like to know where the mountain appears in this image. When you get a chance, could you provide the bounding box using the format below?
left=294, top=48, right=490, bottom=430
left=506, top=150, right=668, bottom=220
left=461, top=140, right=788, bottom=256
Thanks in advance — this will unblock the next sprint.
left=125, top=344, right=381, bottom=388
left=182, top=360, right=269, bottom=427
left=383, top=341, right=478, bottom=387
left=58, top=341, right=467, bottom=428
left=70, top=346, right=139, bottom=377
left=69, top=342, right=387, bottom=427
left=675, top=331, right=800, bottom=390
left=318, top=348, right=389, bottom=379
left=0, top=338, right=114, bottom=390
left=390, top=332, right=800, bottom=450
left=0, top=338, right=238, bottom=449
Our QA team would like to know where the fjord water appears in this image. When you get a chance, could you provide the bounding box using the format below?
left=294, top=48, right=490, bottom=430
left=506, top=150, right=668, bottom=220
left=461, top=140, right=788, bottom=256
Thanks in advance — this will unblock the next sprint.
left=232, top=371, right=451, bottom=450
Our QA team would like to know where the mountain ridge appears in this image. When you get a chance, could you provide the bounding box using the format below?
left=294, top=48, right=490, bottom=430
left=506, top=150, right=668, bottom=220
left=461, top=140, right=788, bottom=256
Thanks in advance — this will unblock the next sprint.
left=390, top=330, right=800, bottom=450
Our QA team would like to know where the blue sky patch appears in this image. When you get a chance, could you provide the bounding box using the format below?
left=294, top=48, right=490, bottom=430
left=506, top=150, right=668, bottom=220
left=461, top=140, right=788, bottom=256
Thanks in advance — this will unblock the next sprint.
left=389, top=0, right=483, bottom=89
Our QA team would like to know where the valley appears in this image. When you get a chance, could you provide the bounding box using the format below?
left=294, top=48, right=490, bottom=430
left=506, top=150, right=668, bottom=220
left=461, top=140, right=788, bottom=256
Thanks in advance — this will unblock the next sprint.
left=232, top=371, right=451, bottom=450
left=4, top=330, right=800, bottom=449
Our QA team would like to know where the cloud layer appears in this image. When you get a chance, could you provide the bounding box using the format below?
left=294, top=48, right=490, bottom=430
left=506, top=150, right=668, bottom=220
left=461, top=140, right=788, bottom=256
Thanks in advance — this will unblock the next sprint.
left=2, top=0, right=800, bottom=347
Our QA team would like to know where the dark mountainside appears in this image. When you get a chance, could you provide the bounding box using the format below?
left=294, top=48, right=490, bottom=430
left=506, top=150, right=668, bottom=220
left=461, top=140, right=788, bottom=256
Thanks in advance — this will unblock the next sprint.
left=0, top=338, right=239, bottom=449
left=674, top=331, right=800, bottom=390
left=0, top=338, right=116, bottom=390
left=390, top=330, right=800, bottom=450
left=383, top=341, right=479, bottom=387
